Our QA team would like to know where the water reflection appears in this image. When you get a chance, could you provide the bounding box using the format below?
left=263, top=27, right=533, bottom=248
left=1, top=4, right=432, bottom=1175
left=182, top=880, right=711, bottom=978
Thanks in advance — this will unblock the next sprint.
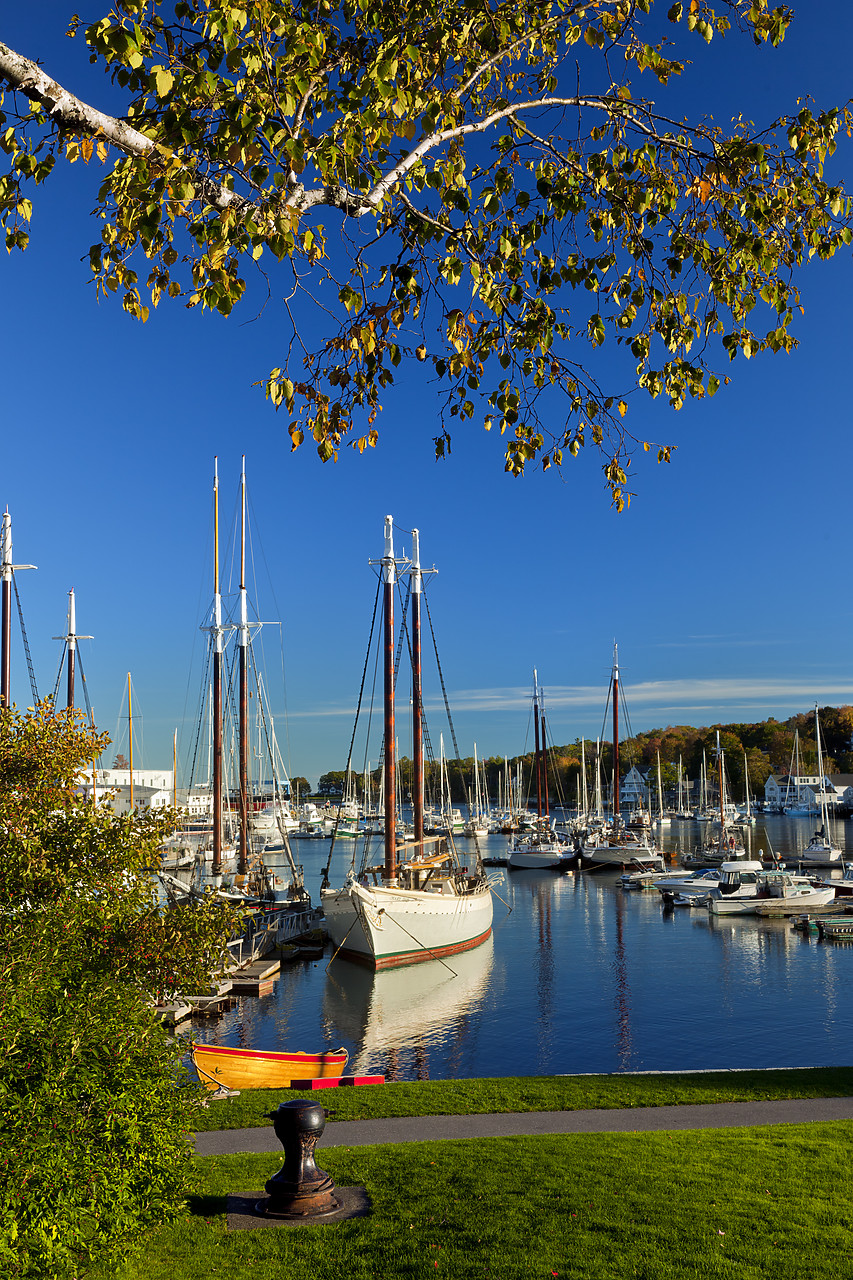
left=321, top=938, right=495, bottom=1079
left=611, top=890, right=633, bottom=1069
left=186, top=817, right=853, bottom=1077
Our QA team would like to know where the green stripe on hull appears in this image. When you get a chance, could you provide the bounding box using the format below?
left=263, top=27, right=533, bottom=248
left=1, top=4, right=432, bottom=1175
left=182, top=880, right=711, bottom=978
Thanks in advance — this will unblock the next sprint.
left=338, top=925, right=493, bottom=971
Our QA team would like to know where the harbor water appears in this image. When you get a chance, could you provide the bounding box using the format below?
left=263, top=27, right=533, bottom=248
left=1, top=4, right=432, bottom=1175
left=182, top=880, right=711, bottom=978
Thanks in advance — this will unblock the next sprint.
left=182, top=815, right=853, bottom=1080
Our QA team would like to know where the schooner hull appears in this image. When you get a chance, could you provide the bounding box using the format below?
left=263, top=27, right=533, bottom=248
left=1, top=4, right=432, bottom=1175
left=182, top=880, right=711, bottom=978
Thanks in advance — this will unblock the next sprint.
left=321, top=882, right=493, bottom=970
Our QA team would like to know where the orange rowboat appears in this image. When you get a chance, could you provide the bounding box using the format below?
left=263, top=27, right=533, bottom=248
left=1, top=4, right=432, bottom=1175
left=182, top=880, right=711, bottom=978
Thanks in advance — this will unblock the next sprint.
left=192, top=1044, right=349, bottom=1091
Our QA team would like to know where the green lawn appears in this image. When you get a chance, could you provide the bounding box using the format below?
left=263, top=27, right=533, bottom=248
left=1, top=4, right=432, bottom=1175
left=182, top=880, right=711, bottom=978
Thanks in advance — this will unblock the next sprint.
left=193, top=1066, right=853, bottom=1130
left=99, top=1122, right=853, bottom=1279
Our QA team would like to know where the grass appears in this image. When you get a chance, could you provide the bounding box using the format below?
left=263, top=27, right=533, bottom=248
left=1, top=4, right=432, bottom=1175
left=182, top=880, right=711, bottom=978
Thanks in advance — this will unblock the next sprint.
left=97, top=1122, right=853, bottom=1279
left=193, top=1066, right=853, bottom=1131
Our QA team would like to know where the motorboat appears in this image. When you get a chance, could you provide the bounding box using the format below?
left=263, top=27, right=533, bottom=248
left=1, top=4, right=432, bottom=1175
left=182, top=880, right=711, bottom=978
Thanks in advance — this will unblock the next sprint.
left=619, top=858, right=682, bottom=890
left=656, top=860, right=764, bottom=903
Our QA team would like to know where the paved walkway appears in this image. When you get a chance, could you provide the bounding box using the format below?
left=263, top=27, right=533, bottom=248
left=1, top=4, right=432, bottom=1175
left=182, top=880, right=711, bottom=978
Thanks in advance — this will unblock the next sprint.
left=195, top=1096, right=853, bottom=1156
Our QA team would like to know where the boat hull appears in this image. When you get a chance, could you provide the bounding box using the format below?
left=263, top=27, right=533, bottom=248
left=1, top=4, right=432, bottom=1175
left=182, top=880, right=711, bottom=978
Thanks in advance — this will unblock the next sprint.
left=508, top=850, right=573, bottom=870
left=321, top=881, right=493, bottom=970
left=192, top=1044, right=348, bottom=1091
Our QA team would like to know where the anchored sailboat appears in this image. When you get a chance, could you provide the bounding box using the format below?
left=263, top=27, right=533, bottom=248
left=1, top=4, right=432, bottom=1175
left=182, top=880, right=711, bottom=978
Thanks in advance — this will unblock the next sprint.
left=321, top=517, right=495, bottom=969
left=507, top=672, right=575, bottom=870
left=580, top=644, right=663, bottom=868
left=800, top=706, right=843, bottom=866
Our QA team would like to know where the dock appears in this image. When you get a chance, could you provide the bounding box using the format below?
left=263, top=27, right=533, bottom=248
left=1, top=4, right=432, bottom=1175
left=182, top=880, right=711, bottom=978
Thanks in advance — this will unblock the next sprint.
left=228, top=956, right=282, bottom=997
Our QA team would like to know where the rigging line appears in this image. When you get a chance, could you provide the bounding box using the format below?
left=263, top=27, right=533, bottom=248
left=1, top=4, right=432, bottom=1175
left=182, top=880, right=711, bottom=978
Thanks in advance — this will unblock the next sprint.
left=251, top=648, right=300, bottom=884
left=324, top=910, right=362, bottom=972
left=489, top=884, right=513, bottom=915
left=367, top=903, right=458, bottom=977
left=187, top=644, right=212, bottom=793
left=374, top=578, right=413, bottom=795
left=246, top=506, right=292, bottom=785
left=422, top=589, right=467, bottom=813
left=75, top=647, right=95, bottom=728
left=354, top=612, right=383, bottom=880
left=348, top=628, right=382, bottom=877
left=320, top=574, right=382, bottom=890
left=50, top=645, right=66, bottom=708
left=12, top=571, right=39, bottom=705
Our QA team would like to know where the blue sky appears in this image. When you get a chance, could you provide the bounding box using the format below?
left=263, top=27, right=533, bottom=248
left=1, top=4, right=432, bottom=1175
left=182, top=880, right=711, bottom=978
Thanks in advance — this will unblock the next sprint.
left=3, top=4, right=853, bottom=785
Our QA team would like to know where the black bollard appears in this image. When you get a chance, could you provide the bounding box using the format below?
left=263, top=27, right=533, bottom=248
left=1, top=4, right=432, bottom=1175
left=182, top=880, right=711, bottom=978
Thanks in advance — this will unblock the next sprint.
left=257, top=1099, right=341, bottom=1219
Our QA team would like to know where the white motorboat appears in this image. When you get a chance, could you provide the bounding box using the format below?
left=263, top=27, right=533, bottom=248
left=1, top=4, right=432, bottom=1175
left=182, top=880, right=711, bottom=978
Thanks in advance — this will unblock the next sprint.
left=656, top=860, right=765, bottom=902
left=620, top=859, right=682, bottom=890
left=751, top=878, right=837, bottom=915
left=705, top=864, right=782, bottom=913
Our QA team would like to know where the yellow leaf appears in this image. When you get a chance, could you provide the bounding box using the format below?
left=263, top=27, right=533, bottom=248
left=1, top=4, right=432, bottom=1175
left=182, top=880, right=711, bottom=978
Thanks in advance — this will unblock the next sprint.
left=618, top=400, right=628, bottom=417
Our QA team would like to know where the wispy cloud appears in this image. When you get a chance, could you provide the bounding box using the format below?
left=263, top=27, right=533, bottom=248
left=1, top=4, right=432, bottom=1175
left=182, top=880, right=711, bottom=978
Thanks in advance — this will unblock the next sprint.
left=288, top=676, right=853, bottom=720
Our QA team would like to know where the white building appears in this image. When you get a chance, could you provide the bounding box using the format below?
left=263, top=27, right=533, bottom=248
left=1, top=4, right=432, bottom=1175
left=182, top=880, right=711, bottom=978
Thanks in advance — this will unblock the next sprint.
left=620, top=765, right=649, bottom=809
left=765, top=773, right=853, bottom=813
left=77, top=767, right=175, bottom=815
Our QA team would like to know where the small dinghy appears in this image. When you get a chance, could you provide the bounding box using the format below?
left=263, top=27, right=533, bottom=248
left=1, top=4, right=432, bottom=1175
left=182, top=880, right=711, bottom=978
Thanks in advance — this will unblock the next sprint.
left=192, top=1044, right=348, bottom=1092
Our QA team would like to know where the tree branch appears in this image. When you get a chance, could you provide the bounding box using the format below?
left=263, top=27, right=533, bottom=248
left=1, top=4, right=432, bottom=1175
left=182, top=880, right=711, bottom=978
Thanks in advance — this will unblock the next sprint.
left=0, top=40, right=249, bottom=216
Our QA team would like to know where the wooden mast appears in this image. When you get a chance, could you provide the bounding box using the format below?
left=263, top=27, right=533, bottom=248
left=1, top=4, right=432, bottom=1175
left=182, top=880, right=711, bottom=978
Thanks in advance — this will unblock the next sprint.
left=533, top=670, right=542, bottom=819
left=237, top=457, right=249, bottom=878
left=382, top=516, right=397, bottom=883
left=411, top=527, right=424, bottom=859
left=541, top=710, right=550, bottom=822
left=612, top=643, right=620, bottom=833
left=212, top=459, right=224, bottom=878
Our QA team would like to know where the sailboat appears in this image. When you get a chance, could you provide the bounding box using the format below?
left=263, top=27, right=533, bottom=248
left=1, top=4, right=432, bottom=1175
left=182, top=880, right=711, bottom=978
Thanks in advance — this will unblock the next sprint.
left=321, top=518, right=495, bottom=969
left=782, top=729, right=815, bottom=816
left=464, top=744, right=491, bottom=837
left=580, top=645, right=663, bottom=868
left=507, top=672, right=575, bottom=870
left=799, top=706, right=843, bottom=866
left=652, top=751, right=671, bottom=825
left=182, top=460, right=309, bottom=907
left=734, top=751, right=757, bottom=826
left=683, top=733, right=748, bottom=868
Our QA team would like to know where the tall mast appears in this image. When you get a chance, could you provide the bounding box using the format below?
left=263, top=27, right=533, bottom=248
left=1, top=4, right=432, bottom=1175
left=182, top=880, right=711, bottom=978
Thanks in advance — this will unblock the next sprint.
left=612, top=643, right=620, bottom=831
left=541, top=711, right=551, bottom=820
left=212, top=459, right=224, bottom=877
left=533, top=670, right=542, bottom=818
left=66, top=590, right=76, bottom=709
left=716, top=730, right=725, bottom=828
left=53, top=589, right=93, bottom=710
left=382, top=515, right=397, bottom=882
left=127, top=673, right=134, bottom=809
left=237, top=457, right=249, bottom=877
left=815, top=705, right=827, bottom=828
left=656, top=751, right=663, bottom=818
left=1, top=510, right=35, bottom=710
left=411, top=527, right=424, bottom=858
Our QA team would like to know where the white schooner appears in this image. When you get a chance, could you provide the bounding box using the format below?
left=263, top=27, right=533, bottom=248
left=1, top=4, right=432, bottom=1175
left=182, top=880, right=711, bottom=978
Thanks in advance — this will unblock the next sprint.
left=321, top=517, right=494, bottom=969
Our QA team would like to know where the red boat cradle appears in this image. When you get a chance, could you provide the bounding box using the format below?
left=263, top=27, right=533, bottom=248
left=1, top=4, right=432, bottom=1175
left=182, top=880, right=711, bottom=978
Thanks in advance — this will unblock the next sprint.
left=288, top=1074, right=385, bottom=1089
